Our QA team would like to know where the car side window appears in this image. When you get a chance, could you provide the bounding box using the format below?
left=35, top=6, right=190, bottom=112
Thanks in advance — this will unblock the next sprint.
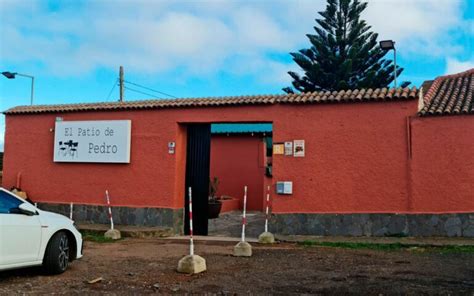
left=0, top=191, right=22, bottom=214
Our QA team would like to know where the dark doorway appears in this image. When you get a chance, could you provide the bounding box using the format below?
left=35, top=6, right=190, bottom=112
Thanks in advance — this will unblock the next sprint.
left=184, top=124, right=211, bottom=235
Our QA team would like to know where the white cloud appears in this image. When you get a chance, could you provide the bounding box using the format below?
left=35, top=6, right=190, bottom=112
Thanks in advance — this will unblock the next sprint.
left=1, top=0, right=310, bottom=84
left=226, top=53, right=298, bottom=86
left=234, top=9, right=285, bottom=50
left=445, top=57, right=474, bottom=74
left=0, top=0, right=471, bottom=86
left=364, top=0, right=464, bottom=57
left=0, top=3, right=273, bottom=76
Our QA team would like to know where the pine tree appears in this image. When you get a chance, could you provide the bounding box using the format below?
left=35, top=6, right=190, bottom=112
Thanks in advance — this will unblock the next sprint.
left=284, top=0, right=408, bottom=93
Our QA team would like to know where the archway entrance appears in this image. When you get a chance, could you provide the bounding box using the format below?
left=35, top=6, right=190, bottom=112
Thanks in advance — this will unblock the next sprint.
left=183, top=122, right=272, bottom=236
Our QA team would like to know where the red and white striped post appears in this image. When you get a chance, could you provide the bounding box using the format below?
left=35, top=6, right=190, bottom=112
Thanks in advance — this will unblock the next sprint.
left=258, top=185, right=275, bottom=244
left=105, top=190, right=114, bottom=230
left=264, top=186, right=270, bottom=233
left=188, top=187, right=194, bottom=256
left=177, top=186, right=206, bottom=274
left=241, top=186, right=248, bottom=242
left=233, top=185, right=252, bottom=256
left=69, top=202, right=74, bottom=220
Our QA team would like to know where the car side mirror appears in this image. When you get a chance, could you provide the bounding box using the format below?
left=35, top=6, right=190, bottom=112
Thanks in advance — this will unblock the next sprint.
left=18, top=202, right=38, bottom=216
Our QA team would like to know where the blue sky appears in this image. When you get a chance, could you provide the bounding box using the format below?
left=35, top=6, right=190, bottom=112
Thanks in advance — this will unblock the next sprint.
left=0, top=0, right=473, bottom=151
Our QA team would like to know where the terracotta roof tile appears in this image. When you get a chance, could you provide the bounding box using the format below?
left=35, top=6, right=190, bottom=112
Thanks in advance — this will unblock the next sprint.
left=419, top=68, right=474, bottom=116
left=4, top=87, right=418, bottom=115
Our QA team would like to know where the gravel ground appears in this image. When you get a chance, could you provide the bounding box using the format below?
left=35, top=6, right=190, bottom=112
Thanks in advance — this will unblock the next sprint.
left=1, top=238, right=473, bottom=295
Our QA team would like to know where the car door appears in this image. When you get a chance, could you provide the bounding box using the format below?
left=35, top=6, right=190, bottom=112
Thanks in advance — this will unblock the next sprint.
left=0, top=191, right=42, bottom=266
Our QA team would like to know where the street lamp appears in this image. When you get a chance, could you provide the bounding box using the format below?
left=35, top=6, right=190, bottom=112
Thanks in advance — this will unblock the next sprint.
left=379, top=40, right=397, bottom=88
left=2, top=71, right=35, bottom=105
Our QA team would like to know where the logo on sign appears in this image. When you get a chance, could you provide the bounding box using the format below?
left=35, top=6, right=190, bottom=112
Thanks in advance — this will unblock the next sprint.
left=58, top=140, right=79, bottom=159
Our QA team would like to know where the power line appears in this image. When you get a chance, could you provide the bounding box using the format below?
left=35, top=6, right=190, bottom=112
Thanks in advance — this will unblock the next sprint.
left=123, top=80, right=177, bottom=99
left=123, top=85, right=163, bottom=99
left=106, top=79, right=118, bottom=101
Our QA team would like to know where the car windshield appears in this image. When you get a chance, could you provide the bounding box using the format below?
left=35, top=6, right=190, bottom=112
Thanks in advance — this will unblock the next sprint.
left=0, top=191, right=22, bottom=214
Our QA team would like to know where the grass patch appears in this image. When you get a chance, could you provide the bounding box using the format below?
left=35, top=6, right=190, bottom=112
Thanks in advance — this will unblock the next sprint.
left=80, top=230, right=118, bottom=243
left=432, top=245, right=474, bottom=254
left=297, top=240, right=474, bottom=254
left=298, top=241, right=407, bottom=251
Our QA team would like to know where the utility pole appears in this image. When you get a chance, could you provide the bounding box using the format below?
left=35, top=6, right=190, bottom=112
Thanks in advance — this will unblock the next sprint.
left=393, top=47, right=397, bottom=89
left=119, top=66, right=124, bottom=102
left=379, top=40, right=397, bottom=89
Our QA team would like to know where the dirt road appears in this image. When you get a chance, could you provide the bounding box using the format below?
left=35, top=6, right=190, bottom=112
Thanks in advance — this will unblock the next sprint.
left=1, top=238, right=473, bottom=295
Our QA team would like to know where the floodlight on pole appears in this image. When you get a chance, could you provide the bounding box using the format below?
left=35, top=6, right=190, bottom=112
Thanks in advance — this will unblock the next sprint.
left=379, top=40, right=397, bottom=88
left=2, top=71, right=16, bottom=79
left=2, top=71, right=35, bottom=105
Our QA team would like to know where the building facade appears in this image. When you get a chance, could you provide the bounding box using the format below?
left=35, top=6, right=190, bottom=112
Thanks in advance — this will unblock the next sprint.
left=3, top=69, right=474, bottom=237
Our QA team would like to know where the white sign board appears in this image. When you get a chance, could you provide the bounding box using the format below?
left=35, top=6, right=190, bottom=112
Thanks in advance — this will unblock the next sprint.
left=54, top=120, right=131, bottom=163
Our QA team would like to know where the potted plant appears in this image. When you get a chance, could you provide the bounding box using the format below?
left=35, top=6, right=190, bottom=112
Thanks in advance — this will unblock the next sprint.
left=208, top=177, right=222, bottom=219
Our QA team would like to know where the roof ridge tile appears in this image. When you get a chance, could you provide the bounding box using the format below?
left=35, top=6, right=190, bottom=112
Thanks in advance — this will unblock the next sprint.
left=419, top=68, right=474, bottom=116
left=4, top=86, right=421, bottom=115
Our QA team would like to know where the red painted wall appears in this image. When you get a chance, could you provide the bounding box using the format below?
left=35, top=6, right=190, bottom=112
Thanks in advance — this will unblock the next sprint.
left=210, top=135, right=266, bottom=211
left=271, top=102, right=415, bottom=213
left=3, top=100, right=473, bottom=214
left=3, top=107, right=274, bottom=209
left=410, top=116, right=474, bottom=213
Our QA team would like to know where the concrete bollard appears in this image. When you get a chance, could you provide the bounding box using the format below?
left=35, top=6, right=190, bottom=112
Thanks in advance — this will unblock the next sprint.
left=104, top=229, right=121, bottom=240
left=258, top=231, right=275, bottom=244
left=177, top=187, right=206, bottom=274
left=258, top=186, right=275, bottom=244
left=177, top=254, right=207, bottom=274
left=233, top=241, right=252, bottom=257
left=234, top=186, right=252, bottom=257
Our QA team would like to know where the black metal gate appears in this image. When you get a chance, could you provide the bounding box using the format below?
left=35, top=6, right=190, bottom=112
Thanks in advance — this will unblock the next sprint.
left=184, top=124, right=211, bottom=235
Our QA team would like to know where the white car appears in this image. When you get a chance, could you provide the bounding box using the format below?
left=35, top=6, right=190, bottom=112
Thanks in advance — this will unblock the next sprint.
left=0, top=188, right=83, bottom=274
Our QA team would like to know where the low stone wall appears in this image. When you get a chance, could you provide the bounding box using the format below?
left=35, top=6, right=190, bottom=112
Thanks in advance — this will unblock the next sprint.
left=35, top=204, right=474, bottom=237
left=270, top=213, right=474, bottom=237
left=38, top=203, right=184, bottom=235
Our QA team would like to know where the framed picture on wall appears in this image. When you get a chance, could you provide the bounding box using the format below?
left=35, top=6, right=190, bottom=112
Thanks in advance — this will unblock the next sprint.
left=293, top=140, right=305, bottom=157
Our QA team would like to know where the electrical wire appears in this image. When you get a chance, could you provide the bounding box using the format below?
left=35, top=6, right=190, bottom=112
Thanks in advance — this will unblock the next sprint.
left=106, top=79, right=118, bottom=101
left=123, top=80, right=177, bottom=98
left=123, top=85, right=162, bottom=99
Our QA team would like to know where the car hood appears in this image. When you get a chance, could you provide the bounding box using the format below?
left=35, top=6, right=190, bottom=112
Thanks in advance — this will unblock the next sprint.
left=38, top=209, right=73, bottom=225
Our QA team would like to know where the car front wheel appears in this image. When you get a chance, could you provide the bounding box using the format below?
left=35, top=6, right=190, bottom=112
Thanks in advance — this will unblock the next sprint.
left=43, top=231, right=70, bottom=274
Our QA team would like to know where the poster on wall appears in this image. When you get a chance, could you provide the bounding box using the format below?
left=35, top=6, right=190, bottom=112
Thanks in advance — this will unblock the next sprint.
left=273, top=143, right=284, bottom=155
left=54, top=120, right=131, bottom=163
left=293, top=140, right=305, bottom=157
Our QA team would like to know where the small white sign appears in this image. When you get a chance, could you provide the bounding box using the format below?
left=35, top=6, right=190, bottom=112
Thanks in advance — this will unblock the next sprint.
left=293, top=140, right=305, bottom=157
left=54, top=120, right=131, bottom=163
left=168, top=142, right=176, bottom=154
left=276, top=181, right=293, bottom=195
left=284, top=141, right=293, bottom=156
